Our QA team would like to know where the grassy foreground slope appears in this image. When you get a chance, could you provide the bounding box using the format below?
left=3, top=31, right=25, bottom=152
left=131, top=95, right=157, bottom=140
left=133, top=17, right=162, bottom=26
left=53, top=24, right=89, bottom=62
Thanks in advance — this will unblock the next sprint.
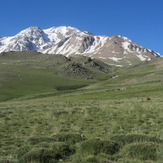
left=0, top=52, right=163, bottom=162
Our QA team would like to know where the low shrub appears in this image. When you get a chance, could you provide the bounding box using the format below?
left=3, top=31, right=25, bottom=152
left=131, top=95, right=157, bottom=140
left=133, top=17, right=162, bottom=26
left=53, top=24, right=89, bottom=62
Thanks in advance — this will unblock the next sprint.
left=28, top=136, right=57, bottom=145
left=19, top=143, right=75, bottom=162
left=121, top=142, right=159, bottom=161
left=110, top=134, right=161, bottom=147
left=79, top=139, right=120, bottom=155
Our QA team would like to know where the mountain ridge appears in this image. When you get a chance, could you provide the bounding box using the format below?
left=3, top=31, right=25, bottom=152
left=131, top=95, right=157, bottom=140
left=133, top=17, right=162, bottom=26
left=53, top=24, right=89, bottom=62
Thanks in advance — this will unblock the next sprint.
left=0, top=26, right=160, bottom=66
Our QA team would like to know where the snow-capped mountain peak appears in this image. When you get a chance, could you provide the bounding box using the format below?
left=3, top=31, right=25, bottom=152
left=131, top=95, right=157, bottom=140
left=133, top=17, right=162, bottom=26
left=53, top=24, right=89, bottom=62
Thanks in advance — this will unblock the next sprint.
left=0, top=26, right=160, bottom=66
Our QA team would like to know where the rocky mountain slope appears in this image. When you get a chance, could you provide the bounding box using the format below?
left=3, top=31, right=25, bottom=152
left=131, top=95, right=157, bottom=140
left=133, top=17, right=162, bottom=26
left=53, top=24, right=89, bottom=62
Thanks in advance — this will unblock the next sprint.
left=0, top=26, right=160, bottom=66
left=0, top=51, right=113, bottom=80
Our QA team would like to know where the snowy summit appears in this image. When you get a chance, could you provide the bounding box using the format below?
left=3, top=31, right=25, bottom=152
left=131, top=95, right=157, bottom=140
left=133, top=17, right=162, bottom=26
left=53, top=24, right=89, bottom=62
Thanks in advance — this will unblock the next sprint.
left=0, top=26, right=160, bottom=66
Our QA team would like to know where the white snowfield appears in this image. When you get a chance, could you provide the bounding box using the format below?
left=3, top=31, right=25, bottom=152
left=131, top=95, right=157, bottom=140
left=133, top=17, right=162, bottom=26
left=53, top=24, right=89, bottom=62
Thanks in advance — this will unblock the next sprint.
left=0, top=26, right=160, bottom=63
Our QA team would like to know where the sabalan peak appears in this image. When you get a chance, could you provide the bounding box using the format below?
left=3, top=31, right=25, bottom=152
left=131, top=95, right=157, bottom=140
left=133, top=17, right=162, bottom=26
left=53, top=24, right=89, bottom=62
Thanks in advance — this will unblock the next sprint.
left=0, top=26, right=160, bottom=66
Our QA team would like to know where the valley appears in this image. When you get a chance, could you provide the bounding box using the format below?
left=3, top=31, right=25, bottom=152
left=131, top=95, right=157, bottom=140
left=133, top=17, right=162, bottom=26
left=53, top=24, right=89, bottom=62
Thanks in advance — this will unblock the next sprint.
left=0, top=51, right=163, bottom=162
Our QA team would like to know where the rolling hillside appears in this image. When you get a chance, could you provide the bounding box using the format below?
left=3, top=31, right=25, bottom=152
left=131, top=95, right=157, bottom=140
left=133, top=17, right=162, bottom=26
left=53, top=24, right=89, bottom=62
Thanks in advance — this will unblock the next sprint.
left=0, top=51, right=163, bottom=162
left=0, top=51, right=113, bottom=101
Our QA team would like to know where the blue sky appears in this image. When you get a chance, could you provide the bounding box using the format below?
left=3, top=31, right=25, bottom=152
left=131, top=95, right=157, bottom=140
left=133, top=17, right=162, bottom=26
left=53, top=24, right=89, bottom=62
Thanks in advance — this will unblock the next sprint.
left=1, top=0, right=163, bottom=54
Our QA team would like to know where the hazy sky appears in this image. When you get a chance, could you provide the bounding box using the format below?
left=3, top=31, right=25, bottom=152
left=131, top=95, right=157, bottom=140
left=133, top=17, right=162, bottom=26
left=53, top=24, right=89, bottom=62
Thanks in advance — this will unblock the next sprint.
left=1, top=0, right=163, bottom=54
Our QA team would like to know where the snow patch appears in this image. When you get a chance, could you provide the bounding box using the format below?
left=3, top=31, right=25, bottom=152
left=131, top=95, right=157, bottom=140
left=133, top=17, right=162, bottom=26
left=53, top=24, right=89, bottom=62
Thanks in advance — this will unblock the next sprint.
left=136, top=54, right=147, bottom=61
left=109, top=57, right=123, bottom=62
left=122, top=41, right=131, bottom=51
left=112, top=51, right=119, bottom=54
left=109, top=63, right=123, bottom=67
left=98, top=57, right=107, bottom=59
left=123, top=51, right=128, bottom=55
left=84, top=36, right=108, bottom=54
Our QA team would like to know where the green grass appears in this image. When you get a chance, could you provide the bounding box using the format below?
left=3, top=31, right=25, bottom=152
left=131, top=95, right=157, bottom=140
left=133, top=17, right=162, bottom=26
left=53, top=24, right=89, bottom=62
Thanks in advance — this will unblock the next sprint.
left=0, top=52, right=113, bottom=101
left=0, top=52, right=163, bottom=162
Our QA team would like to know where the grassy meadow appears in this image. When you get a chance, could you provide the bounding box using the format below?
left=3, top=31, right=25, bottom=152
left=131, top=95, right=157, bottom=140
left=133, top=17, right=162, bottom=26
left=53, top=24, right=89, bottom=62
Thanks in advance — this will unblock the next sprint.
left=0, top=52, right=163, bottom=162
